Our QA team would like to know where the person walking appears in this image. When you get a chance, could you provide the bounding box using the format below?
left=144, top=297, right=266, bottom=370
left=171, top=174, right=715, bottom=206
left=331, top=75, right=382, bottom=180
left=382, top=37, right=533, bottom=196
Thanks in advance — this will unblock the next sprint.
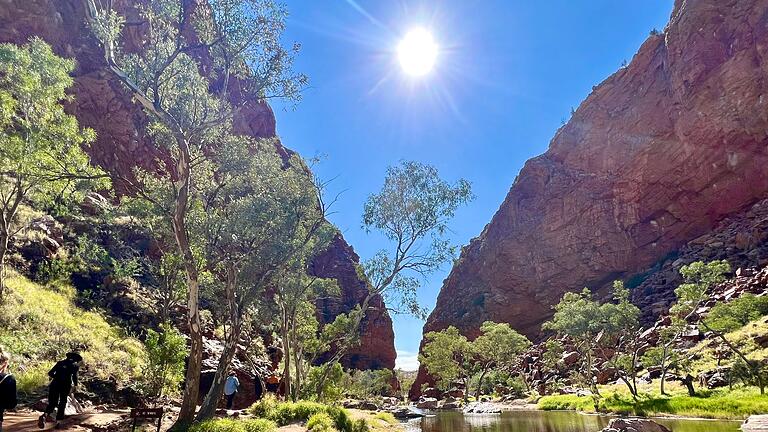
left=0, top=350, right=18, bottom=432
left=38, top=352, right=82, bottom=430
left=224, top=370, right=240, bottom=410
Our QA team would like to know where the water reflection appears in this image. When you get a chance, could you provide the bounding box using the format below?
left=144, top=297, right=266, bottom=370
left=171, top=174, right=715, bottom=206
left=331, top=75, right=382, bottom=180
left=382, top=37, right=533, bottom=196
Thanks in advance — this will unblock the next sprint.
left=411, top=410, right=741, bottom=432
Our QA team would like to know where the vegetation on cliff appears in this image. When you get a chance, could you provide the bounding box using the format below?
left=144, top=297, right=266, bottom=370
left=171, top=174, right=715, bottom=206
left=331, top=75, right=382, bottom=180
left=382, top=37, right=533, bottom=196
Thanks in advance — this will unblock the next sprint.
left=0, top=272, right=145, bottom=397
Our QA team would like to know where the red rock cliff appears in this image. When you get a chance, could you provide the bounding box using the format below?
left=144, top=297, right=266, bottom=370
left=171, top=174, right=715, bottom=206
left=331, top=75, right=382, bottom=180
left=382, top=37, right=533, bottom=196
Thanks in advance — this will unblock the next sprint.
left=0, top=0, right=395, bottom=371
left=412, top=0, right=768, bottom=397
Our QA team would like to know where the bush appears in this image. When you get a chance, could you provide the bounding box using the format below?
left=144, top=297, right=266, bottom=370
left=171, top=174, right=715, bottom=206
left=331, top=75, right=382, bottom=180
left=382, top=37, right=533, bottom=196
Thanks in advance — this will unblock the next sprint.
left=190, top=418, right=276, bottom=432
left=303, top=363, right=344, bottom=402
left=705, top=294, right=768, bottom=333
left=352, top=418, right=370, bottom=432
left=307, top=413, right=337, bottom=432
left=141, top=323, right=187, bottom=398
left=249, top=398, right=355, bottom=432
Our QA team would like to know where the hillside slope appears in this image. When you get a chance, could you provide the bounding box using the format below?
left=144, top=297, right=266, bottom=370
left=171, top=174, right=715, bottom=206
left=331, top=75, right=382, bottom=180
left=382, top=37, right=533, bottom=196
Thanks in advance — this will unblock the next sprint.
left=0, top=273, right=145, bottom=400
left=412, top=0, right=768, bottom=396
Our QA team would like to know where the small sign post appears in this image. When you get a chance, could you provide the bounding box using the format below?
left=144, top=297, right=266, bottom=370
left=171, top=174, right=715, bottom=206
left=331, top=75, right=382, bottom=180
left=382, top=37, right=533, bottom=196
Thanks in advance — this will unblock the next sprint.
left=130, top=408, right=164, bottom=432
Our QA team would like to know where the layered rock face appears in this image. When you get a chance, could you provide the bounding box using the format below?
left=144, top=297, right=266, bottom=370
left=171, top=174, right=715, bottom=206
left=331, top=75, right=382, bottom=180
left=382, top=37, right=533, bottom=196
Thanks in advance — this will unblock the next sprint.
left=0, top=0, right=395, bottom=371
left=412, top=0, right=768, bottom=397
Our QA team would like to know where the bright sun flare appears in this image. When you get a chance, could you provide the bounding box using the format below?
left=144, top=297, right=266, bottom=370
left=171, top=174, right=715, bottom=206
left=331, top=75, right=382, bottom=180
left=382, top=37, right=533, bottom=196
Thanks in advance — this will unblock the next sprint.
left=397, top=28, right=438, bottom=77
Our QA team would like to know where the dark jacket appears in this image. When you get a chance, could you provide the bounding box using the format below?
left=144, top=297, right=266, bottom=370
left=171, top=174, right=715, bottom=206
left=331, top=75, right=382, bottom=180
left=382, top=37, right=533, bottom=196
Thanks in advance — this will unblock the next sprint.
left=0, top=372, right=17, bottom=410
left=48, top=360, right=79, bottom=388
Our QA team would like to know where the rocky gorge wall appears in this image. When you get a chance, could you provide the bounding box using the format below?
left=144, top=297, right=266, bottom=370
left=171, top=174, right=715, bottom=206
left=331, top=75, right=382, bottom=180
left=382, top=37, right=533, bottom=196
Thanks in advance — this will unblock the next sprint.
left=412, top=0, right=768, bottom=397
left=0, top=0, right=395, bottom=372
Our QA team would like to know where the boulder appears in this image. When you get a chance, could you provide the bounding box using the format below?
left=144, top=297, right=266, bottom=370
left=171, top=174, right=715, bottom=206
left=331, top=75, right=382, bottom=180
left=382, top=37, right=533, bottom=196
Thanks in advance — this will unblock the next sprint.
left=742, top=415, right=768, bottom=432
left=562, top=351, right=580, bottom=366
left=601, top=418, right=671, bottom=432
left=416, top=398, right=439, bottom=410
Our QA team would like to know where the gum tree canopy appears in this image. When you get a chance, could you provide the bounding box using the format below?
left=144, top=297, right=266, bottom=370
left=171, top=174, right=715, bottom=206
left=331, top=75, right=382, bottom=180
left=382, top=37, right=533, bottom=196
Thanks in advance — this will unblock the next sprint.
left=0, top=38, right=105, bottom=301
left=82, top=0, right=306, bottom=427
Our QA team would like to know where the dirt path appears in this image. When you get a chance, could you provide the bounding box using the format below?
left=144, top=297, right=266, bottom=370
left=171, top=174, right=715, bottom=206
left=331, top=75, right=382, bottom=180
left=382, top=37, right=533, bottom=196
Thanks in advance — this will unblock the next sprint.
left=3, top=408, right=129, bottom=431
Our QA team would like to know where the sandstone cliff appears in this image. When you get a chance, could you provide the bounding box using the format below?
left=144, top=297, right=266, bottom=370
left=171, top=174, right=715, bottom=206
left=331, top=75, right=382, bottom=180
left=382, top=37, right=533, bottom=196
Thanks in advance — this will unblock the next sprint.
left=412, top=0, right=768, bottom=397
left=0, top=0, right=395, bottom=371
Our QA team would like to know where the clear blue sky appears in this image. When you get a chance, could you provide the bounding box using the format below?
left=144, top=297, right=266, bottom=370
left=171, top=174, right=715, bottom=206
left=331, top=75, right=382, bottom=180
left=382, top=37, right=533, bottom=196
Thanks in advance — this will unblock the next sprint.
left=273, top=0, right=673, bottom=370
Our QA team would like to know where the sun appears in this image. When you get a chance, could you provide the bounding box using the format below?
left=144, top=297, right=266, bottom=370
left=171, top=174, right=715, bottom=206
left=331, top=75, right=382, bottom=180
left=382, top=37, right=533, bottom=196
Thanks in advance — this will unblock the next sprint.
left=397, top=28, right=438, bottom=77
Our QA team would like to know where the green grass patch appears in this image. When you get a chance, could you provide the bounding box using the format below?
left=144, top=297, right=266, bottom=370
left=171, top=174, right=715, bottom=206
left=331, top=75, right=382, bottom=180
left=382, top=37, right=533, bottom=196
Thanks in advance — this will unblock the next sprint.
left=0, top=272, right=146, bottom=396
left=372, top=412, right=396, bottom=425
left=538, top=387, right=768, bottom=419
left=189, top=418, right=277, bottom=432
left=690, top=316, right=768, bottom=376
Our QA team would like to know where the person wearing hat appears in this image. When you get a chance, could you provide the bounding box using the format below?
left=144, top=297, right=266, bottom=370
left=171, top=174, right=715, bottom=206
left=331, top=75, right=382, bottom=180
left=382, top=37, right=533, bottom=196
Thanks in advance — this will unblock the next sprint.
left=38, top=352, right=82, bottom=430
left=224, top=370, right=240, bottom=410
left=0, top=349, right=18, bottom=432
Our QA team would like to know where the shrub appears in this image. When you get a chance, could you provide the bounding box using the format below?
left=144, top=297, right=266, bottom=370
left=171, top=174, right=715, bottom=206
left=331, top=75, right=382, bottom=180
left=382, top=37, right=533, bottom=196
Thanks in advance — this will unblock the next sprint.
left=250, top=393, right=279, bottom=418
left=249, top=398, right=355, bottom=432
left=303, top=363, right=344, bottom=402
left=705, top=294, right=768, bottom=333
left=190, top=418, right=276, bottom=432
left=307, top=413, right=337, bottom=432
left=141, top=323, right=187, bottom=398
left=352, top=418, right=370, bottom=432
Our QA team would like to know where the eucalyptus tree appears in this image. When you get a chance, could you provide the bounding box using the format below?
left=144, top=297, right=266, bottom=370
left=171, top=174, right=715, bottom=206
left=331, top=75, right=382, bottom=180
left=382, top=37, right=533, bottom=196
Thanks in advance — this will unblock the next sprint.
left=669, top=260, right=731, bottom=395
left=194, top=140, right=334, bottom=419
left=543, top=282, right=641, bottom=405
left=82, top=0, right=305, bottom=424
left=419, top=326, right=474, bottom=400
left=471, top=321, right=531, bottom=399
left=0, top=39, right=107, bottom=300
left=271, top=266, right=337, bottom=402
left=315, top=160, right=473, bottom=398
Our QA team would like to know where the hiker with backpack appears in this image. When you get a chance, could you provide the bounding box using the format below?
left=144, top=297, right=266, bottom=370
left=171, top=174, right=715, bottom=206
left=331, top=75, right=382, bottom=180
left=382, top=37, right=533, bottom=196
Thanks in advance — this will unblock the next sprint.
left=38, top=352, right=82, bottom=430
left=0, top=350, right=18, bottom=432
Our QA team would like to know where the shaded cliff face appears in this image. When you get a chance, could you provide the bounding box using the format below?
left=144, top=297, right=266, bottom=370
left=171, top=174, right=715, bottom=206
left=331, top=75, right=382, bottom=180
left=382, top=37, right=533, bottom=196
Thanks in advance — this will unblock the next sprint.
left=312, top=235, right=397, bottom=370
left=0, top=0, right=395, bottom=371
left=412, top=0, right=768, bottom=397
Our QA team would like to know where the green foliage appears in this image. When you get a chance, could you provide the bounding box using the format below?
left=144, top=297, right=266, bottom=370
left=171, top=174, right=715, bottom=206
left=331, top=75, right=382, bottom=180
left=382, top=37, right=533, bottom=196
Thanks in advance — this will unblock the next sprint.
left=672, top=260, right=730, bottom=319
left=704, top=294, right=768, bottom=333
left=141, top=323, right=187, bottom=398
left=189, top=418, right=277, bottom=432
left=543, top=282, right=642, bottom=399
left=307, top=413, right=337, bottom=432
left=249, top=398, right=356, bottom=432
left=0, top=38, right=106, bottom=298
left=352, top=419, right=370, bottom=432
left=303, top=363, right=345, bottom=402
left=542, top=288, right=604, bottom=338
left=343, top=369, right=394, bottom=399
left=419, top=326, right=473, bottom=391
left=0, top=273, right=145, bottom=396
left=473, top=321, right=531, bottom=371
left=362, top=161, right=473, bottom=317
left=371, top=412, right=396, bottom=425
left=732, top=357, right=768, bottom=390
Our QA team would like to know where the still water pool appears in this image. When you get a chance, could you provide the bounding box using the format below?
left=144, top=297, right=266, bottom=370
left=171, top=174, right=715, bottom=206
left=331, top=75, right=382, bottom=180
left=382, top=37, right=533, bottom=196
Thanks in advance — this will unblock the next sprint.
left=406, top=410, right=742, bottom=432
